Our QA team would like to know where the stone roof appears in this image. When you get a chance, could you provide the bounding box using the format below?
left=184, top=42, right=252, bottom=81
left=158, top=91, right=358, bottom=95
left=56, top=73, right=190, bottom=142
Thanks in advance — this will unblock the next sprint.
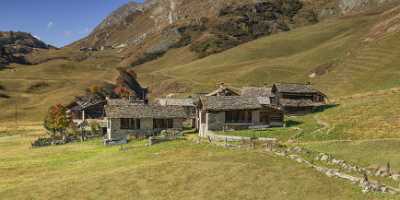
left=74, top=94, right=106, bottom=110
left=241, top=87, right=275, bottom=97
left=156, top=98, right=195, bottom=107
left=205, top=85, right=240, bottom=97
left=200, top=96, right=262, bottom=111
left=273, top=83, right=323, bottom=94
left=256, top=97, right=271, bottom=105
left=279, top=98, right=325, bottom=107
left=107, top=98, right=145, bottom=106
left=105, top=105, right=189, bottom=119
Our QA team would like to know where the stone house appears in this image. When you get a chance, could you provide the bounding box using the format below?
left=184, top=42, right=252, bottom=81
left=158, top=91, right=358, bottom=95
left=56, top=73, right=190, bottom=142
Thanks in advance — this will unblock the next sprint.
left=197, top=96, right=284, bottom=137
left=241, top=86, right=278, bottom=105
left=272, top=83, right=328, bottom=115
left=105, top=104, right=190, bottom=140
left=156, top=98, right=196, bottom=127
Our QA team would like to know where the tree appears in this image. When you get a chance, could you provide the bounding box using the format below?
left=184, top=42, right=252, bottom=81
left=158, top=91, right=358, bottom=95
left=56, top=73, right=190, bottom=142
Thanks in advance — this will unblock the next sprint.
left=114, top=86, right=132, bottom=98
left=43, top=104, right=72, bottom=141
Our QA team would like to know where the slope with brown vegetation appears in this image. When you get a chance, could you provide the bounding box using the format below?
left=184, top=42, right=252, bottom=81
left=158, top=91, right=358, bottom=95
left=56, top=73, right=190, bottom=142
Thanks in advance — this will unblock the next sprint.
left=0, top=0, right=399, bottom=124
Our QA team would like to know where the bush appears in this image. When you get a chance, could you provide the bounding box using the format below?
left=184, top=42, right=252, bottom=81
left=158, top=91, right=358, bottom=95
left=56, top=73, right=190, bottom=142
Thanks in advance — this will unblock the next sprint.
left=31, top=137, right=67, bottom=148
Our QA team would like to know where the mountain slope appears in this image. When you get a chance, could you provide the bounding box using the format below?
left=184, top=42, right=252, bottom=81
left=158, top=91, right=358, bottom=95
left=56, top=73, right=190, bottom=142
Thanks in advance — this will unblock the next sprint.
left=0, top=0, right=400, bottom=123
left=0, top=31, right=54, bottom=67
left=73, top=0, right=321, bottom=67
left=134, top=5, right=400, bottom=97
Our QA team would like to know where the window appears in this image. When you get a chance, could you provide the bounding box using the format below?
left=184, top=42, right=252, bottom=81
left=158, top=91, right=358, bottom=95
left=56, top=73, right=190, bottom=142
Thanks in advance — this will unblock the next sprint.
left=120, top=118, right=140, bottom=130
left=154, top=119, right=174, bottom=129
left=225, top=110, right=252, bottom=123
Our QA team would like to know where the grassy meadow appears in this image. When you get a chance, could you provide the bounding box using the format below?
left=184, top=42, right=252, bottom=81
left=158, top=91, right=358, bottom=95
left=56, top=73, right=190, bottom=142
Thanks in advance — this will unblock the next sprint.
left=1, top=125, right=398, bottom=200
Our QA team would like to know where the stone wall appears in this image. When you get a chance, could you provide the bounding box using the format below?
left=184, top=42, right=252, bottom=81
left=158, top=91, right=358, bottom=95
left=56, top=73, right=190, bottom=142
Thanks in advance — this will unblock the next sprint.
left=107, top=117, right=184, bottom=140
left=200, top=109, right=282, bottom=137
left=207, top=112, right=225, bottom=131
left=252, top=110, right=260, bottom=124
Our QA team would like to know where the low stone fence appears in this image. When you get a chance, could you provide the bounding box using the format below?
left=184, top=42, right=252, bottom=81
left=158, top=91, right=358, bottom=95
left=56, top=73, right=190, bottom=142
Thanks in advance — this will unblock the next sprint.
left=271, top=146, right=400, bottom=194
left=205, top=132, right=277, bottom=143
left=31, top=137, right=67, bottom=148
left=199, top=135, right=400, bottom=195
left=148, top=136, right=180, bottom=146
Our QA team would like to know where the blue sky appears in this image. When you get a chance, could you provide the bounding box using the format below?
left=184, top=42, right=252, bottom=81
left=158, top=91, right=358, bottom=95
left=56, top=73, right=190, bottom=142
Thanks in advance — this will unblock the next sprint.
left=0, top=0, right=143, bottom=47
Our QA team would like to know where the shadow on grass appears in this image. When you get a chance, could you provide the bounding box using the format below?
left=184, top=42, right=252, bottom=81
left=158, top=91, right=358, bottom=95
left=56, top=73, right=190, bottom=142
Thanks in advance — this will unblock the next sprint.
left=0, top=65, right=13, bottom=71
left=0, top=93, right=10, bottom=99
left=312, top=104, right=340, bottom=114
left=285, top=120, right=303, bottom=127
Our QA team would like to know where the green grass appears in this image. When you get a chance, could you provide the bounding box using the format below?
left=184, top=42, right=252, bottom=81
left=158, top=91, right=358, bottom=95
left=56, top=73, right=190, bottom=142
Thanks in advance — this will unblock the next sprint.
left=216, top=90, right=400, bottom=141
left=303, top=139, right=400, bottom=171
left=1, top=126, right=397, bottom=200
left=136, top=11, right=400, bottom=97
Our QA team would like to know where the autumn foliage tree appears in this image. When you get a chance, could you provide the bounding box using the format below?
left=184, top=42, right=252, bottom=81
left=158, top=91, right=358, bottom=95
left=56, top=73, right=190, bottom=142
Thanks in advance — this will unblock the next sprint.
left=113, top=86, right=132, bottom=98
left=43, top=104, right=72, bottom=140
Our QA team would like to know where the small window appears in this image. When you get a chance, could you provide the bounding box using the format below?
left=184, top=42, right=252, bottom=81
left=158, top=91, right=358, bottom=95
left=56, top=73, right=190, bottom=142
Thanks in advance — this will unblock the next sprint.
left=154, top=119, right=174, bottom=129
left=225, top=110, right=252, bottom=123
left=120, top=118, right=140, bottom=130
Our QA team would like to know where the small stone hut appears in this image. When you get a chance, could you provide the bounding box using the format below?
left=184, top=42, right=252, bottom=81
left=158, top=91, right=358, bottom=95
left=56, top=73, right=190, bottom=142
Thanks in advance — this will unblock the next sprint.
left=197, top=96, right=283, bottom=137
left=272, top=83, right=327, bottom=115
left=105, top=104, right=190, bottom=140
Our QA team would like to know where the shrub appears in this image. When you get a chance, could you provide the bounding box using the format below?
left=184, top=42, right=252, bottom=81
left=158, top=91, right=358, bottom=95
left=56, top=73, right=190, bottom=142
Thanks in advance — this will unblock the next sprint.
left=31, top=137, right=52, bottom=147
left=43, top=104, right=72, bottom=140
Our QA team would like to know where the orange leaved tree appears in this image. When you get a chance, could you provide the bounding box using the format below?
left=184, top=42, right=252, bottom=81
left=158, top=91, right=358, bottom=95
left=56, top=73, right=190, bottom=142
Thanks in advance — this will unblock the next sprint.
left=43, top=104, right=72, bottom=141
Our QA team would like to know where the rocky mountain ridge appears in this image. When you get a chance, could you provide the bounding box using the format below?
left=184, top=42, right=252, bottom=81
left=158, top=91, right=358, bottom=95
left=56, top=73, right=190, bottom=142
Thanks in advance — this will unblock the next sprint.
left=0, top=31, right=54, bottom=67
left=72, top=0, right=399, bottom=68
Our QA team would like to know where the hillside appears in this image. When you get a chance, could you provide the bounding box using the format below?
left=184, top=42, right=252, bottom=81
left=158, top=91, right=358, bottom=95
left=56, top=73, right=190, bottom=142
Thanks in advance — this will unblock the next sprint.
left=0, top=31, right=54, bottom=67
left=0, top=0, right=400, bottom=123
left=135, top=4, right=400, bottom=97
left=72, top=0, right=320, bottom=68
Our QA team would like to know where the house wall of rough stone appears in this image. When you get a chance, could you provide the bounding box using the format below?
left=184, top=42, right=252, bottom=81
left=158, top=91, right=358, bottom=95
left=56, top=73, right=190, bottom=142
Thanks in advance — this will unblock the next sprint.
left=173, top=118, right=184, bottom=129
left=252, top=110, right=260, bottom=125
left=141, top=118, right=153, bottom=130
left=107, top=118, right=187, bottom=140
left=207, top=112, right=225, bottom=131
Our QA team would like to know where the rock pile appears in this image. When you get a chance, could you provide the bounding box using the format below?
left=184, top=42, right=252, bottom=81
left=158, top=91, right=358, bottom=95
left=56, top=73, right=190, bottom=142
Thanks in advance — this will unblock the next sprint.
left=270, top=146, right=400, bottom=194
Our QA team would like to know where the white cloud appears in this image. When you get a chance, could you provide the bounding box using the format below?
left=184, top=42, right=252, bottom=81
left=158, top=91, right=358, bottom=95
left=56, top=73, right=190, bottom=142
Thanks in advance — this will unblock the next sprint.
left=47, top=21, right=54, bottom=29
